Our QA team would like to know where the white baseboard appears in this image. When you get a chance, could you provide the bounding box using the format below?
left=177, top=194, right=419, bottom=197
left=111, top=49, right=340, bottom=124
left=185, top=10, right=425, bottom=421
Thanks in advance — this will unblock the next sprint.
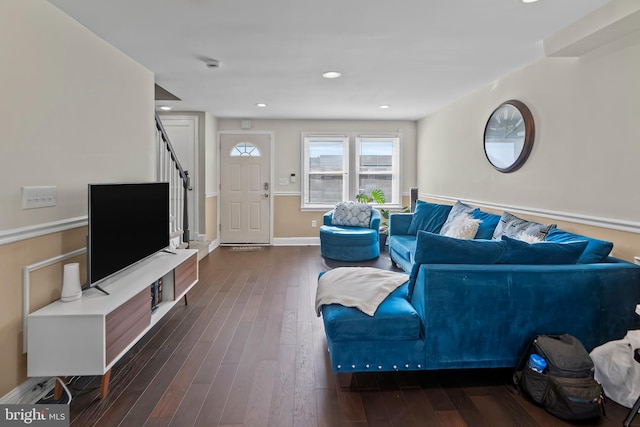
left=272, top=237, right=320, bottom=246
left=0, top=377, right=55, bottom=404
left=208, top=239, right=219, bottom=253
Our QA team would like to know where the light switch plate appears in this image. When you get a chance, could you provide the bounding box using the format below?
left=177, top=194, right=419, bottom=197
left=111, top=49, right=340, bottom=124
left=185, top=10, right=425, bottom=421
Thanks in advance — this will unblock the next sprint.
left=22, top=186, right=57, bottom=209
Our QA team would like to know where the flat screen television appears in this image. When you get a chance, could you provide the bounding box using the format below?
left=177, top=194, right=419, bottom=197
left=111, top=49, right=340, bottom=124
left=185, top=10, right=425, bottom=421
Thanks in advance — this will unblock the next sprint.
left=87, top=182, right=170, bottom=291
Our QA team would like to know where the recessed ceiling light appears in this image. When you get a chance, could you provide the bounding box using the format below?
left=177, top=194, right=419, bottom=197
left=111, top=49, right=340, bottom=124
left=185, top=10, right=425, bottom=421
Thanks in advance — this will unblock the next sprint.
left=379, top=105, right=391, bottom=109
left=203, top=58, right=221, bottom=68
left=322, top=71, right=342, bottom=79
left=159, top=106, right=172, bottom=111
left=521, top=0, right=539, bottom=3
left=255, top=103, right=267, bottom=107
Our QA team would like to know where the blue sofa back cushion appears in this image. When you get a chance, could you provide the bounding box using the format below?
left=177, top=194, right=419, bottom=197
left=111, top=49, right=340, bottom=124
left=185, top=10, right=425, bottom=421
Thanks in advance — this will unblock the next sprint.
left=497, top=235, right=588, bottom=264
left=407, top=201, right=452, bottom=235
left=472, top=210, right=501, bottom=239
left=545, top=228, right=613, bottom=264
left=414, top=231, right=506, bottom=264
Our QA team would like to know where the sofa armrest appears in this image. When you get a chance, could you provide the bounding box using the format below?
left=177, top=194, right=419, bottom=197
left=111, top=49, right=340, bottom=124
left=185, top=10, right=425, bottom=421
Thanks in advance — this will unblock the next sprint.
left=389, top=213, right=413, bottom=236
left=369, top=209, right=381, bottom=231
left=410, top=260, right=640, bottom=369
left=323, top=210, right=334, bottom=226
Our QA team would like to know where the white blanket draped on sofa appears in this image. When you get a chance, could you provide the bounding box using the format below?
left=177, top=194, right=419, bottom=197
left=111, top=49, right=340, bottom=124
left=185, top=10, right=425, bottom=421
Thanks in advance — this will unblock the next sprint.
left=315, top=267, right=408, bottom=316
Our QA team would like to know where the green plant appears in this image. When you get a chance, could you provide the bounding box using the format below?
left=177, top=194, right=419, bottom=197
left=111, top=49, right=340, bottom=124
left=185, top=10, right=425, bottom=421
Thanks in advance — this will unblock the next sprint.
left=356, top=188, right=385, bottom=204
left=356, top=189, right=410, bottom=234
left=356, top=189, right=390, bottom=234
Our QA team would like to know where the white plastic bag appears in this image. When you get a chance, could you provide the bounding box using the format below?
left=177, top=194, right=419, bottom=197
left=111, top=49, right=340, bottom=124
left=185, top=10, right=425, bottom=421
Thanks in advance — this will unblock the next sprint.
left=590, top=330, right=640, bottom=408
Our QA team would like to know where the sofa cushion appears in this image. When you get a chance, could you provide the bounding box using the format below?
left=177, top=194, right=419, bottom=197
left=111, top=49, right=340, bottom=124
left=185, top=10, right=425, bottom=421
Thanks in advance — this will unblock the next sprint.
left=414, top=231, right=506, bottom=264
left=390, top=235, right=417, bottom=263
left=497, top=235, right=588, bottom=265
left=473, top=210, right=501, bottom=239
left=331, top=201, right=372, bottom=227
left=545, top=228, right=613, bottom=264
left=440, top=201, right=476, bottom=236
left=407, top=201, right=452, bottom=235
left=492, top=211, right=556, bottom=241
left=321, top=282, right=422, bottom=341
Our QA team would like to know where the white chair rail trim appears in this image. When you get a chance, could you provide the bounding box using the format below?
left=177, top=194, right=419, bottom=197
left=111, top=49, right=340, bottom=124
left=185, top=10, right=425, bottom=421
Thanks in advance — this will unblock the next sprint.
left=424, top=193, right=640, bottom=234
left=0, top=216, right=87, bottom=246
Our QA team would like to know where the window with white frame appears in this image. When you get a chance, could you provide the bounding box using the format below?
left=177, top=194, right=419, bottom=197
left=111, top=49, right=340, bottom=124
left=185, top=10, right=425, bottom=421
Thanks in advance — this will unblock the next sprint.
left=302, top=135, right=349, bottom=207
left=356, top=136, right=400, bottom=206
left=301, top=133, right=401, bottom=209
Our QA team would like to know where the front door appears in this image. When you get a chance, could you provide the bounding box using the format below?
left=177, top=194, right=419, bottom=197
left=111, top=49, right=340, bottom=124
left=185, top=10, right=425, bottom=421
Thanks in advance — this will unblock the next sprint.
left=220, top=133, right=271, bottom=244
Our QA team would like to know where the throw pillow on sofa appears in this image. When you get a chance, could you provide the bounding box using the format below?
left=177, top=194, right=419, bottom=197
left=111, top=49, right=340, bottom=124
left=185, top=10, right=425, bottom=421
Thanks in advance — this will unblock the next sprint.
left=492, top=211, right=556, bottom=241
left=414, top=231, right=506, bottom=264
left=440, top=201, right=477, bottom=236
left=472, top=210, right=501, bottom=239
left=407, top=200, right=452, bottom=235
left=331, top=201, right=372, bottom=227
left=545, top=228, right=613, bottom=264
left=442, top=214, right=481, bottom=239
left=497, top=236, right=588, bottom=264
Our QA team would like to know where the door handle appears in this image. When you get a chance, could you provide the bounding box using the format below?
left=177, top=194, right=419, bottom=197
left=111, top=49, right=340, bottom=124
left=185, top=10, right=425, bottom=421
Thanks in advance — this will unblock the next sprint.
left=262, top=193, right=269, bottom=198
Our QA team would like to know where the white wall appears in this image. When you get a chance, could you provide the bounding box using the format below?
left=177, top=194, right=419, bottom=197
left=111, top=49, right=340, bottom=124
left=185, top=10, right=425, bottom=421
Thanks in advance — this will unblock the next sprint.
left=417, top=39, right=640, bottom=224
left=205, top=113, right=218, bottom=196
left=0, top=0, right=155, bottom=232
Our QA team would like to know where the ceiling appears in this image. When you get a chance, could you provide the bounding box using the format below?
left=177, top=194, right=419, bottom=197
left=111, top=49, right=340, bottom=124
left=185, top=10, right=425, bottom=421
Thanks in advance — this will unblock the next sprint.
left=49, top=0, right=609, bottom=121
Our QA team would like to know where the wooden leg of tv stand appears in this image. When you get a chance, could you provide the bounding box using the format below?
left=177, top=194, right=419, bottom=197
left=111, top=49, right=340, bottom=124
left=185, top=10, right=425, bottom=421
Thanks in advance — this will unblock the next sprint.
left=54, top=377, right=66, bottom=400
left=184, top=294, right=188, bottom=305
left=100, top=369, right=112, bottom=399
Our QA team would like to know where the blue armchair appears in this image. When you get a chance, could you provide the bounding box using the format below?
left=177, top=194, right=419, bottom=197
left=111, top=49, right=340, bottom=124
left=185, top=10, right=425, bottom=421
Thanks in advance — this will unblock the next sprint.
left=320, top=209, right=381, bottom=261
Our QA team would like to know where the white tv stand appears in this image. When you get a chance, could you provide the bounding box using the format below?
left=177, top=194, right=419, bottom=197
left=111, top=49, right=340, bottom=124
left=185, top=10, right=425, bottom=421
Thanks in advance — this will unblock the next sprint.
left=27, top=249, right=199, bottom=399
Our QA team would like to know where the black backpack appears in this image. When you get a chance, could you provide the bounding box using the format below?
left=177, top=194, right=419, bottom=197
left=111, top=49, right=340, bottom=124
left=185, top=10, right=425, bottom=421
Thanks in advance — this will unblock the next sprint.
left=513, top=334, right=605, bottom=421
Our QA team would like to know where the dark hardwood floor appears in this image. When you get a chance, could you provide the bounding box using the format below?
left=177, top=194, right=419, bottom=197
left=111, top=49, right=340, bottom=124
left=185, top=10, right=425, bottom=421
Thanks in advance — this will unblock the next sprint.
left=61, top=246, right=638, bottom=426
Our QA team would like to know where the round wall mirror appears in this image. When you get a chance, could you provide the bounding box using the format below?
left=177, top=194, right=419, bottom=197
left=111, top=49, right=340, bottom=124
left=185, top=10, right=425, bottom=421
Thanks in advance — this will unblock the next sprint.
left=483, top=100, right=535, bottom=173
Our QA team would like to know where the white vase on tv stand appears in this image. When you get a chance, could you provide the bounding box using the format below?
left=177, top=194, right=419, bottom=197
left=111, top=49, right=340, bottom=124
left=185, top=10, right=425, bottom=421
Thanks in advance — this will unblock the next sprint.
left=61, top=263, right=82, bottom=302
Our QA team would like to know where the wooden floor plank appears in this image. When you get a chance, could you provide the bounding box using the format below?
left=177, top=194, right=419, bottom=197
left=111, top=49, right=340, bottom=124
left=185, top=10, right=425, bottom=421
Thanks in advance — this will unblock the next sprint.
left=268, top=344, right=296, bottom=427
left=166, top=383, right=209, bottom=427
left=315, top=385, right=343, bottom=427
left=218, top=319, right=268, bottom=424
left=243, top=359, right=277, bottom=427
left=193, top=364, right=238, bottom=427
left=294, top=320, right=318, bottom=427
left=64, top=246, right=637, bottom=427
left=359, top=390, right=392, bottom=427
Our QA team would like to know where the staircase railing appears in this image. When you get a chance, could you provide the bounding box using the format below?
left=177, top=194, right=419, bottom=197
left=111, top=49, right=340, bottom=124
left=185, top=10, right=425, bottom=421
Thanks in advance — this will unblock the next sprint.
left=155, top=113, right=190, bottom=248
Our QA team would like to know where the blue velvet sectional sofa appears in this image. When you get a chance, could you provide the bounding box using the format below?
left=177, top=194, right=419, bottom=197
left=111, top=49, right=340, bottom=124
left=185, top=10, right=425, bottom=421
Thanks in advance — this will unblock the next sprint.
left=319, top=200, right=640, bottom=374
